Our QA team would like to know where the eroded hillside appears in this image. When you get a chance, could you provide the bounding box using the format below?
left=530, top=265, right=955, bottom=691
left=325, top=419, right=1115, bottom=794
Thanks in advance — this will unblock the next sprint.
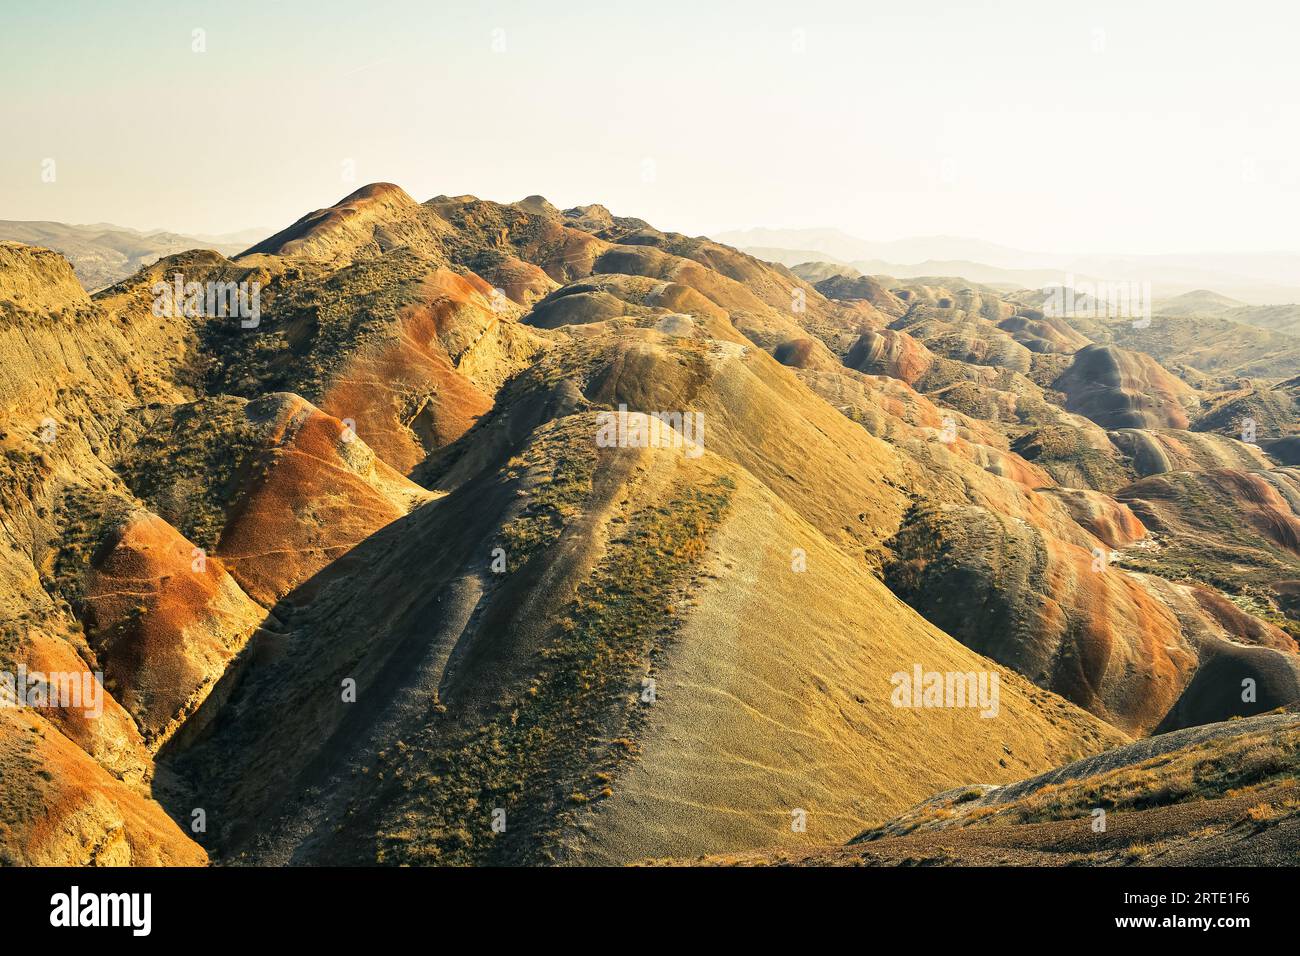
left=1, top=185, right=1296, bottom=866
left=682, top=708, right=1300, bottom=866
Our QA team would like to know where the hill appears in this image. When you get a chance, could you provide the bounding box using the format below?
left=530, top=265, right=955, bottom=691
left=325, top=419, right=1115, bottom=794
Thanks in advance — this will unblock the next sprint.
left=1, top=184, right=1297, bottom=866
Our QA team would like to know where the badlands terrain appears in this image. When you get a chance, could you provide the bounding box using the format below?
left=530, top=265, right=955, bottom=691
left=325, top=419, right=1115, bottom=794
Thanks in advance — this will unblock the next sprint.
left=0, top=183, right=1297, bottom=866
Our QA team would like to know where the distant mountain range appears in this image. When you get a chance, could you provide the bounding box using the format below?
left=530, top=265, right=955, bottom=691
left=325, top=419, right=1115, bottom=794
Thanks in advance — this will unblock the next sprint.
left=716, top=228, right=1300, bottom=305
left=0, top=220, right=266, bottom=291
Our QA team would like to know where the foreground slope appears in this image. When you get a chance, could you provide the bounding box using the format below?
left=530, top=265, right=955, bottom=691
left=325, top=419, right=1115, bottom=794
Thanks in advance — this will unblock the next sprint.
left=682, top=710, right=1300, bottom=866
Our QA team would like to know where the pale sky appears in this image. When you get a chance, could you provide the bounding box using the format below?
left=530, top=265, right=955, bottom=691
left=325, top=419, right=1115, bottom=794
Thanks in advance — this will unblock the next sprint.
left=2, top=0, right=1298, bottom=254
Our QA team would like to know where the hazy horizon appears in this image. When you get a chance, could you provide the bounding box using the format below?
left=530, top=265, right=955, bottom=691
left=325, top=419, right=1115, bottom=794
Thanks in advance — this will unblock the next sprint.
left=11, top=213, right=1300, bottom=265
left=3, top=0, right=1300, bottom=256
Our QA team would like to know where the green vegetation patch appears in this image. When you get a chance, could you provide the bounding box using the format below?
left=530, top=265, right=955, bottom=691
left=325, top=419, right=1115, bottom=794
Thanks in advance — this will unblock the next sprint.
left=1011, top=425, right=1133, bottom=493
left=369, top=473, right=734, bottom=865
left=1006, top=725, right=1300, bottom=825
left=47, top=485, right=136, bottom=608
left=114, top=397, right=263, bottom=552
left=1115, top=473, right=1300, bottom=629
left=495, top=420, right=599, bottom=572
left=0, top=722, right=47, bottom=863
left=202, top=250, right=431, bottom=401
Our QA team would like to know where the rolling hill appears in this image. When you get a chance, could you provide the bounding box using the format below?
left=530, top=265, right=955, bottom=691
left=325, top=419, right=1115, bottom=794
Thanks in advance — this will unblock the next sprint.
left=1, top=185, right=1297, bottom=866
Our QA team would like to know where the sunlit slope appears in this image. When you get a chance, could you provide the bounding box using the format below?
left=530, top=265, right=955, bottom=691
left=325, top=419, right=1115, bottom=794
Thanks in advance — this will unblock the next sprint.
left=681, top=710, right=1300, bottom=867
left=553, top=464, right=1122, bottom=864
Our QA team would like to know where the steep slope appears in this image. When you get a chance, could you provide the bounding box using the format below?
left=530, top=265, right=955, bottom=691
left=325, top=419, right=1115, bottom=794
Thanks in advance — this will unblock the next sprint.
left=844, top=329, right=934, bottom=384
left=0, top=208, right=478, bottom=863
left=0, top=708, right=206, bottom=866
left=239, top=182, right=452, bottom=267
left=0, top=244, right=217, bottom=860
left=793, top=356, right=1285, bottom=735
left=77, top=508, right=264, bottom=748
left=114, top=393, right=434, bottom=606
left=169, top=411, right=1121, bottom=866
left=553, top=460, right=1120, bottom=863
left=137, top=233, right=1127, bottom=865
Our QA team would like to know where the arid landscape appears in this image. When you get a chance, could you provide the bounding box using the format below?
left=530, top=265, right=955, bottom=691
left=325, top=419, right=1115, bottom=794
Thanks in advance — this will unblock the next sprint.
left=0, top=181, right=1297, bottom=868
left=2, top=7, right=1299, bottom=907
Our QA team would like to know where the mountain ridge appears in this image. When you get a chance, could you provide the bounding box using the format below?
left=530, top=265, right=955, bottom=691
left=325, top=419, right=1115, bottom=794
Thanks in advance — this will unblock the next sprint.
left=1, top=183, right=1296, bottom=866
